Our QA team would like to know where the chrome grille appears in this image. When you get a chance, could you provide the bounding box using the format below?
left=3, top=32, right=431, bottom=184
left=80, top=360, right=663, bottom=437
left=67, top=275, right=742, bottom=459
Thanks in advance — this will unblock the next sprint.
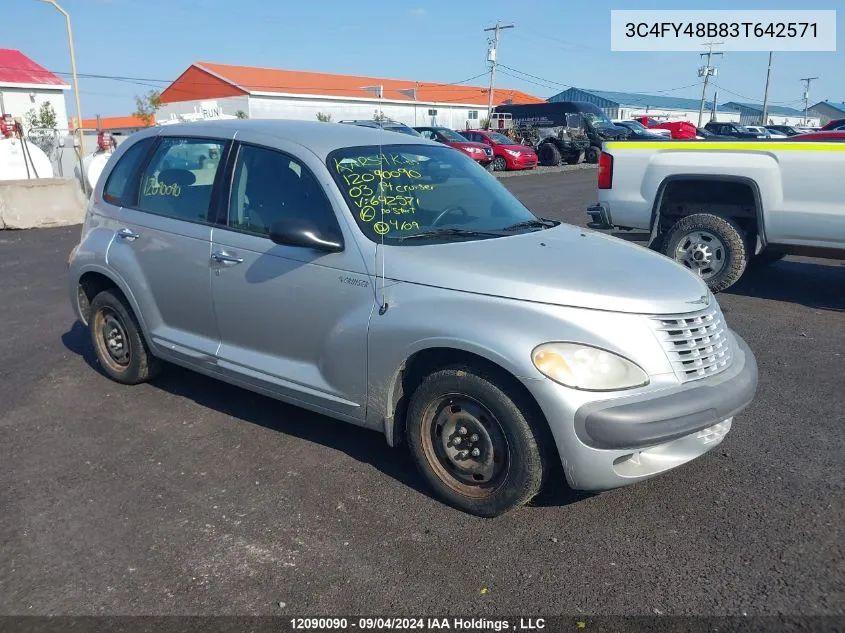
left=650, top=303, right=733, bottom=383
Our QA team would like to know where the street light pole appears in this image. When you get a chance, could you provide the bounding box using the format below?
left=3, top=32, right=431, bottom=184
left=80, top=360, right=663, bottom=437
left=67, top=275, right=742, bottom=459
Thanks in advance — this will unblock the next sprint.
left=38, top=0, right=86, bottom=190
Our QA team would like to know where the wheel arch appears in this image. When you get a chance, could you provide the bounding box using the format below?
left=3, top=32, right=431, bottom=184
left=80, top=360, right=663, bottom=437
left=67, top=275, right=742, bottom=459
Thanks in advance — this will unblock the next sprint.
left=75, top=266, right=148, bottom=338
left=649, top=174, right=767, bottom=254
left=382, top=346, right=554, bottom=459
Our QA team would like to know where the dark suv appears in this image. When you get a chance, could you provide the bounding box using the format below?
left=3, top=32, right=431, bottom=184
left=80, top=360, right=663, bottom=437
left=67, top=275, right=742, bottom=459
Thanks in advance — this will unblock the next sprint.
left=704, top=122, right=766, bottom=139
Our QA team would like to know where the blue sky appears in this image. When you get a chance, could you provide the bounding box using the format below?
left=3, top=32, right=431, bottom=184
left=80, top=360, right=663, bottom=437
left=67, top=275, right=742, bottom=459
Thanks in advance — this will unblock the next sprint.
left=6, top=0, right=843, bottom=119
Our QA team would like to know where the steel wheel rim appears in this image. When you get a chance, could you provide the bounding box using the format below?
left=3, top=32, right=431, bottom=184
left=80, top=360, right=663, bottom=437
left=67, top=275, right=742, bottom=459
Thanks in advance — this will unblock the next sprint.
left=420, top=394, right=510, bottom=498
left=94, top=308, right=131, bottom=371
left=493, top=157, right=507, bottom=171
left=674, top=229, right=727, bottom=280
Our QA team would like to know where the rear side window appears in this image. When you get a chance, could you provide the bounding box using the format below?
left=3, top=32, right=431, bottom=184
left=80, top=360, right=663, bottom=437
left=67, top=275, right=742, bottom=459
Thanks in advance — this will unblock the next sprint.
left=135, top=137, right=226, bottom=223
left=102, top=137, right=154, bottom=206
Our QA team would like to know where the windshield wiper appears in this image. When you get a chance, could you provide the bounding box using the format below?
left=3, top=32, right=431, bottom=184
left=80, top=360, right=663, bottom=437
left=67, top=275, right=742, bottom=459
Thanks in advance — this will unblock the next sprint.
left=502, top=218, right=556, bottom=231
left=397, top=228, right=503, bottom=242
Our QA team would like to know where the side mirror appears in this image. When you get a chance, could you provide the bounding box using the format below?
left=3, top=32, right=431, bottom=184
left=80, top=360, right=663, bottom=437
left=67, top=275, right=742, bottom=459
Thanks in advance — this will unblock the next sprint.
left=268, top=218, right=343, bottom=252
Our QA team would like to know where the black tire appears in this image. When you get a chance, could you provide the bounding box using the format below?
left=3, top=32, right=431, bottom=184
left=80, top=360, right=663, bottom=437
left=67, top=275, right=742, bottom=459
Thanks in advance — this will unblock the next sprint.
left=538, top=143, right=561, bottom=167
left=584, top=146, right=600, bottom=164
left=492, top=156, right=507, bottom=172
left=405, top=365, right=550, bottom=518
left=89, top=289, right=162, bottom=385
left=565, top=152, right=581, bottom=165
left=748, top=249, right=786, bottom=269
left=663, top=213, right=748, bottom=293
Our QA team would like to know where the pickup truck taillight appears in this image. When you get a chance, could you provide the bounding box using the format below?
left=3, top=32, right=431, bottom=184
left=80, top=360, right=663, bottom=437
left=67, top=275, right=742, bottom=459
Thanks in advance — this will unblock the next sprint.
left=598, top=152, right=613, bottom=189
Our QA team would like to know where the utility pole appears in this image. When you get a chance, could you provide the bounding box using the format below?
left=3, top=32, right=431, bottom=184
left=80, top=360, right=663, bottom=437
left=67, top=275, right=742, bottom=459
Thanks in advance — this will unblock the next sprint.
left=711, top=90, right=718, bottom=122
left=697, top=41, right=723, bottom=127
left=760, top=52, right=773, bottom=125
left=801, top=76, right=818, bottom=125
left=484, top=22, right=514, bottom=127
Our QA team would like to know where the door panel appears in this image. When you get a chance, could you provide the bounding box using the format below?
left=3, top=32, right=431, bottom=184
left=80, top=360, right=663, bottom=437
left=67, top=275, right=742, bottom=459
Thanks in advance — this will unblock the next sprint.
left=105, top=135, right=228, bottom=366
left=209, top=140, right=373, bottom=419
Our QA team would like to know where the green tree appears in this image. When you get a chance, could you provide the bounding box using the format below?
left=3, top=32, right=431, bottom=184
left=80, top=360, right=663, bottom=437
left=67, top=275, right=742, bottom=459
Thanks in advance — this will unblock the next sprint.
left=316, top=112, right=332, bottom=122
left=235, top=110, right=248, bottom=119
left=133, top=90, right=161, bottom=126
left=23, top=102, right=59, bottom=154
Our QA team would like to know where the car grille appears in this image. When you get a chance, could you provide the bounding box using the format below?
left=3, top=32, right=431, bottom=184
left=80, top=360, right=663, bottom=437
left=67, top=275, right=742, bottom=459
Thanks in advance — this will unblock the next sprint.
left=484, top=148, right=493, bottom=157
left=650, top=303, right=732, bottom=383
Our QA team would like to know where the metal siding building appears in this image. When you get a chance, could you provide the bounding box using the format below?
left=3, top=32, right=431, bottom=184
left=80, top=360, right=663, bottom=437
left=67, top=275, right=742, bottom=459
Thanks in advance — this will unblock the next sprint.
left=548, top=88, right=738, bottom=124
left=721, top=102, right=819, bottom=127
left=808, top=101, right=845, bottom=125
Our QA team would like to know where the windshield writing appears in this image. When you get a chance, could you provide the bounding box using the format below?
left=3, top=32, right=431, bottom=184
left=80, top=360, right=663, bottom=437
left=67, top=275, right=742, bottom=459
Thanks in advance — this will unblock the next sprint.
left=327, top=144, right=538, bottom=245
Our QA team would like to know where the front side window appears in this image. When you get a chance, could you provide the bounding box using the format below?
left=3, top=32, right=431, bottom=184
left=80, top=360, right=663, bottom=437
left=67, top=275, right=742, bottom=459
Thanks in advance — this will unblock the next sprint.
left=103, top=136, right=155, bottom=206
left=136, top=137, right=226, bottom=223
left=228, top=144, right=340, bottom=241
left=327, top=144, right=544, bottom=245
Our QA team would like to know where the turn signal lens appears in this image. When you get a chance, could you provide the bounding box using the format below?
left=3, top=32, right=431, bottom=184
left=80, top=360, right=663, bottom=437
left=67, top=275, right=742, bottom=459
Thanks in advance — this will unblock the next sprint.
left=532, top=343, right=649, bottom=391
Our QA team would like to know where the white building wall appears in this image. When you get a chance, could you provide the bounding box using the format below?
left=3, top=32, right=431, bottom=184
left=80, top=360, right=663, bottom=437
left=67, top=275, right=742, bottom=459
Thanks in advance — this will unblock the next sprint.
left=246, top=95, right=487, bottom=129
left=157, top=95, right=251, bottom=121
left=0, top=87, right=69, bottom=131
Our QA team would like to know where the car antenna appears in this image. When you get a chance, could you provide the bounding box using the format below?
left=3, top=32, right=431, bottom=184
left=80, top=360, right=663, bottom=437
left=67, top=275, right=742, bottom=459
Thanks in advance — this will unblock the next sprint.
left=374, top=85, right=388, bottom=315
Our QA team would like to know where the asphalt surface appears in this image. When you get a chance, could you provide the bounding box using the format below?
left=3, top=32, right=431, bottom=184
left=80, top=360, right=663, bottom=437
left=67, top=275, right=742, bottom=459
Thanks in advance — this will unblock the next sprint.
left=1, top=170, right=843, bottom=617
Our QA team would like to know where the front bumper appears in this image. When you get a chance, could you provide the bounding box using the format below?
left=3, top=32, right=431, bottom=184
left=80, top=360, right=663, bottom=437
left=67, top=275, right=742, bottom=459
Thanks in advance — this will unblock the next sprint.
left=526, top=331, right=758, bottom=491
left=508, top=154, right=538, bottom=169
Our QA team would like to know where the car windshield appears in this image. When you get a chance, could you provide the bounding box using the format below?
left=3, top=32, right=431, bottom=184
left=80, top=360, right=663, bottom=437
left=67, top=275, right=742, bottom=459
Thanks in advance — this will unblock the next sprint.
left=487, top=131, right=513, bottom=144
left=436, top=128, right=470, bottom=142
left=327, top=144, right=545, bottom=245
left=583, top=112, right=612, bottom=128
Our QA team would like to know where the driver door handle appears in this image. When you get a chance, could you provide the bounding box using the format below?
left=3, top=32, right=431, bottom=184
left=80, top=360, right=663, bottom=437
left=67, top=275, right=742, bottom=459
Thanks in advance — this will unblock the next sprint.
left=211, top=251, right=244, bottom=265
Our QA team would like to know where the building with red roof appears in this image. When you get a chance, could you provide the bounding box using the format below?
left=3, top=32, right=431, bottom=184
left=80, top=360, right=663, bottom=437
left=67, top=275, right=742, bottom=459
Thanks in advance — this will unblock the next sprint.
left=0, top=49, right=70, bottom=131
left=157, top=61, right=543, bottom=129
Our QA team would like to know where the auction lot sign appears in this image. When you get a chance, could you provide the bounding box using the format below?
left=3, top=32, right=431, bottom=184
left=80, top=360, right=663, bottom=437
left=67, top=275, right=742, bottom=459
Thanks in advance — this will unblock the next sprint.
left=610, top=10, right=836, bottom=51
left=0, top=616, right=842, bottom=632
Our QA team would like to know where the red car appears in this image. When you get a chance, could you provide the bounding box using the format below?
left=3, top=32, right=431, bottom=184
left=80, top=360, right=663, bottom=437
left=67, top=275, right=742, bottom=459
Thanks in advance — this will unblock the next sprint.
left=413, top=126, right=494, bottom=169
left=635, top=116, right=697, bottom=140
left=785, top=130, right=845, bottom=141
left=457, top=129, right=538, bottom=171
left=820, top=117, right=845, bottom=131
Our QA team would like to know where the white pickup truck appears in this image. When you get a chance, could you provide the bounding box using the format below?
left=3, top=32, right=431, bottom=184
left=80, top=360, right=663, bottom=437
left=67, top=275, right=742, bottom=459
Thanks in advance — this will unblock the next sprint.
left=586, top=139, right=845, bottom=291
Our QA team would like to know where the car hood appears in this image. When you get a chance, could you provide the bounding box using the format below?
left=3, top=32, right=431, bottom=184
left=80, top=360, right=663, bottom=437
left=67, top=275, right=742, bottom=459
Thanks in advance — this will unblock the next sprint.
left=384, top=223, right=711, bottom=315
left=496, top=143, right=537, bottom=154
left=451, top=141, right=490, bottom=150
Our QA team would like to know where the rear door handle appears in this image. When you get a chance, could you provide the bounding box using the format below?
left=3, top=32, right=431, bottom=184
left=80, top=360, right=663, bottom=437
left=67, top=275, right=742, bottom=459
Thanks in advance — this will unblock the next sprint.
left=211, top=251, right=244, bottom=265
left=116, top=228, right=140, bottom=241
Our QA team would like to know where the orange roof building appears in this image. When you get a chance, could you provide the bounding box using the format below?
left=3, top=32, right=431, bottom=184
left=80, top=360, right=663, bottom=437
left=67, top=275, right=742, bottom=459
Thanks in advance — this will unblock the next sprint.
left=157, top=61, right=544, bottom=128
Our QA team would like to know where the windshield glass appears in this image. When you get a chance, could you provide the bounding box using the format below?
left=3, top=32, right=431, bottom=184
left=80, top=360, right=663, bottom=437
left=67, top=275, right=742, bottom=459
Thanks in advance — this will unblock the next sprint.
left=582, top=112, right=612, bottom=128
left=437, top=128, right=469, bottom=142
left=327, top=144, right=540, bottom=245
left=487, top=131, right=513, bottom=144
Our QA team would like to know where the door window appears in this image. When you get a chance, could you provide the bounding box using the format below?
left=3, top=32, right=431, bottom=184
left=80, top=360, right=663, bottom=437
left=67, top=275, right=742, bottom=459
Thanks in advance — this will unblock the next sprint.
left=227, top=144, right=341, bottom=241
left=135, top=137, right=226, bottom=223
left=103, top=136, right=155, bottom=206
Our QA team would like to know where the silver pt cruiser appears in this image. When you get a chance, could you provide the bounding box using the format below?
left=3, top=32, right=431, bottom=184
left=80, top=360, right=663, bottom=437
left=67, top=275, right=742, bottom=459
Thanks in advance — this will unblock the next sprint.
left=68, top=120, right=758, bottom=517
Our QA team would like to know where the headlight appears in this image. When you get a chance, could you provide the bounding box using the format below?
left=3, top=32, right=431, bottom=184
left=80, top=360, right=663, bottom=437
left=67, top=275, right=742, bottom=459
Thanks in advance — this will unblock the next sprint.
left=504, top=149, right=521, bottom=157
left=531, top=343, right=649, bottom=391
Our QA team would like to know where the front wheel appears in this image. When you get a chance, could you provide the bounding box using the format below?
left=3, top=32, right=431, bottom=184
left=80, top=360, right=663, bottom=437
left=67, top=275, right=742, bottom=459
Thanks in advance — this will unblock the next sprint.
left=663, top=213, right=748, bottom=292
left=405, top=366, right=549, bottom=517
left=491, top=156, right=508, bottom=172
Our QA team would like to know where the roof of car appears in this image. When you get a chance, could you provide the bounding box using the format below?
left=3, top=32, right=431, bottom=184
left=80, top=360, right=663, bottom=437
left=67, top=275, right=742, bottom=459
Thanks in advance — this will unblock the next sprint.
left=146, top=119, right=432, bottom=158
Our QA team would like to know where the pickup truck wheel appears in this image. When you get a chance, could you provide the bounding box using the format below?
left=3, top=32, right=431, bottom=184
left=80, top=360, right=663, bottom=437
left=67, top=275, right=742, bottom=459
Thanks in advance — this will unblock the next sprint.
left=406, top=367, right=548, bottom=518
left=492, top=156, right=507, bottom=171
left=663, top=214, right=748, bottom=292
left=89, top=289, right=162, bottom=385
left=584, top=146, right=600, bottom=164
left=538, top=143, right=562, bottom=166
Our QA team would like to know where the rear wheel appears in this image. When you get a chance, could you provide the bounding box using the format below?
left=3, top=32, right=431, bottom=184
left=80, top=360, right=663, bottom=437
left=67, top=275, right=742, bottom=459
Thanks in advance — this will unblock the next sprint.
left=584, top=146, right=600, bottom=164
left=663, top=213, right=748, bottom=292
left=406, top=366, right=549, bottom=517
left=89, top=289, right=161, bottom=385
left=538, top=143, right=561, bottom=166
left=492, top=156, right=507, bottom=172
